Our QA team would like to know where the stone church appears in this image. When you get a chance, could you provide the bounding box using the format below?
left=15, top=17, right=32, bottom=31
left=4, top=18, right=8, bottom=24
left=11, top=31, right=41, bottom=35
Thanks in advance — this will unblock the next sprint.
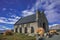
left=14, top=10, right=49, bottom=34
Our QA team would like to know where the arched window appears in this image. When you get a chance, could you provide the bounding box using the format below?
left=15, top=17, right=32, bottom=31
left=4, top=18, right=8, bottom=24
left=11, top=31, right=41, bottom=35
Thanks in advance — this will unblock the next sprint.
left=25, top=27, right=27, bottom=33
left=16, top=28, right=18, bottom=33
left=20, top=27, right=22, bottom=33
left=31, top=27, right=34, bottom=33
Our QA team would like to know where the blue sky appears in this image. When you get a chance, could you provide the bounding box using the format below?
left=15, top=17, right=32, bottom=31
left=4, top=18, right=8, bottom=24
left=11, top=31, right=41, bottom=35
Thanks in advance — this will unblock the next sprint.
left=0, top=0, right=60, bottom=30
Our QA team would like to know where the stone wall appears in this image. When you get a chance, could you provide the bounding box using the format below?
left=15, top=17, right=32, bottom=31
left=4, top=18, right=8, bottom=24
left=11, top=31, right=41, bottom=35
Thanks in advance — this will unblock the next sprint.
left=14, top=22, right=38, bottom=34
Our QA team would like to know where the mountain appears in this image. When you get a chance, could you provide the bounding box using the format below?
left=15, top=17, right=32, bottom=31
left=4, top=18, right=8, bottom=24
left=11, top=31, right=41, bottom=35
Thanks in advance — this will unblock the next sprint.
left=49, top=24, right=60, bottom=30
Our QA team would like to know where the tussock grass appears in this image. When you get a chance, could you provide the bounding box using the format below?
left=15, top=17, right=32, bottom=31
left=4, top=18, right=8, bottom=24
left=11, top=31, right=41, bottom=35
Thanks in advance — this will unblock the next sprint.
left=0, top=32, right=60, bottom=40
left=0, top=33, right=36, bottom=40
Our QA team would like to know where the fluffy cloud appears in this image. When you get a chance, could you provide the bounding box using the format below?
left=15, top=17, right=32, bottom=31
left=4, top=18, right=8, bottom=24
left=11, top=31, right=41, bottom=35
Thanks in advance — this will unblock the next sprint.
left=45, top=10, right=60, bottom=23
left=0, top=16, right=21, bottom=24
left=22, top=10, right=34, bottom=17
left=2, top=8, right=7, bottom=11
left=0, top=26, right=12, bottom=30
left=44, top=0, right=60, bottom=23
left=11, top=15, right=20, bottom=19
left=22, top=0, right=60, bottom=24
left=21, top=0, right=40, bottom=16
left=49, top=24, right=59, bottom=27
left=0, top=8, right=21, bottom=24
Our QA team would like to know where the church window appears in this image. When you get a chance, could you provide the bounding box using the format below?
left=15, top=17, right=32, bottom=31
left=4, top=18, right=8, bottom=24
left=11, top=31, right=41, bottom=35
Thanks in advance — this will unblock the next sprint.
left=31, top=27, right=34, bottom=33
left=25, top=27, right=27, bottom=33
left=20, top=27, right=22, bottom=33
left=15, top=28, right=18, bottom=33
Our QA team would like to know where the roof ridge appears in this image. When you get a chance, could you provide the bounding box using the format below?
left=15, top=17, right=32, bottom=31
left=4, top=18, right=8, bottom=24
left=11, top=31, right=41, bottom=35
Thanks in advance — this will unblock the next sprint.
left=14, top=14, right=36, bottom=25
left=22, top=14, right=35, bottom=18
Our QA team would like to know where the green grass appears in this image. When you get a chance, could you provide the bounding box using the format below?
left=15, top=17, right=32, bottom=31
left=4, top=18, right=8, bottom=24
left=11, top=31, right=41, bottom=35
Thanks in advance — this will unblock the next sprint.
left=0, top=33, right=36, bottom=40
left=13, top=33, right=36, bottom=40
left=0, top=34, right=3, bottom=40
left=0, top=32, right=60, bottom=40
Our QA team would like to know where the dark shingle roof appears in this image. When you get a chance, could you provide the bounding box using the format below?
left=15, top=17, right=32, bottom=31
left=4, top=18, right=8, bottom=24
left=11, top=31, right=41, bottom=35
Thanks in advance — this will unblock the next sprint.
left=15, top=14, right=36, bottom=25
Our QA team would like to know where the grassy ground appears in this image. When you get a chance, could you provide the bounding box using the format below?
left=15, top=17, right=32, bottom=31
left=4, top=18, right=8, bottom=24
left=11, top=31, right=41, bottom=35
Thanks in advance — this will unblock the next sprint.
left=0, top=33, right=60, bottom=40
left=0, top=33, right=36, bottom=40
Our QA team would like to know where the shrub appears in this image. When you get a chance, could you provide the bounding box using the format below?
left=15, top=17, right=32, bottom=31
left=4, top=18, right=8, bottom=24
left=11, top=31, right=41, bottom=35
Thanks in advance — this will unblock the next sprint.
left=46, top=29, right=59, bottom=38
left=36, top=27, right=45, bottom=37
left=49, top=29, right=59, bottom=35
left=3, top=30, right=13, bottom=36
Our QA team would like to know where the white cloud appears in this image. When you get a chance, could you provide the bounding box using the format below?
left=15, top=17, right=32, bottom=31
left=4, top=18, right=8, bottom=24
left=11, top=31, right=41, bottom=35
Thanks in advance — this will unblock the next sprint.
left=11, top=15, right=21, bottom=20
left=2, top=21, right=16, bottom=24
left=11, top=15, right=16, bottom=18
left=33, top=0, right=60, bottom=24
left=44, top=0, right=60, bottom=23
left=45, top=10, right=60, bottom=23
left=3, top=27, right=11, bottom=30
left=0, top=26, right=12, bottom=30
left=22, top=0, right=60, bottom=24
left=49, top=24, right=59, bottom=27
left=2, top=8, right=7, bottom=11
left=0, top=19, right=15, bottom=24
left=15, top=16, right=21, bottom=19
left=0, top=16, right=21, bottom=24
left=0, top=19, right=4, bottom=23
left=21, top=0, right=48, bottom=17
left=22, top=10, right=34, bottom=17
left=10, top=8, right=13, bottom=11
left=0, top=17, right=6, bottom=19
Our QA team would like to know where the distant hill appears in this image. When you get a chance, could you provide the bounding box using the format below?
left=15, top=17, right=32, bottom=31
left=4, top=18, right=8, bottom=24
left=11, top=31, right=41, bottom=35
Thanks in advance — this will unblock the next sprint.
left=0, top=29, right=14, bottom=34
left=0, top=30, right=6, bottom=33
left=49, top=24, right=60, bottom=30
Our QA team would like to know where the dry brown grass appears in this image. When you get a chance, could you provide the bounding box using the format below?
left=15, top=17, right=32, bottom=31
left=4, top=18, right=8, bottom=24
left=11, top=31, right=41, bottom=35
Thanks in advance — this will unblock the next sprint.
left=3, top=30, right=13, bottom=36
